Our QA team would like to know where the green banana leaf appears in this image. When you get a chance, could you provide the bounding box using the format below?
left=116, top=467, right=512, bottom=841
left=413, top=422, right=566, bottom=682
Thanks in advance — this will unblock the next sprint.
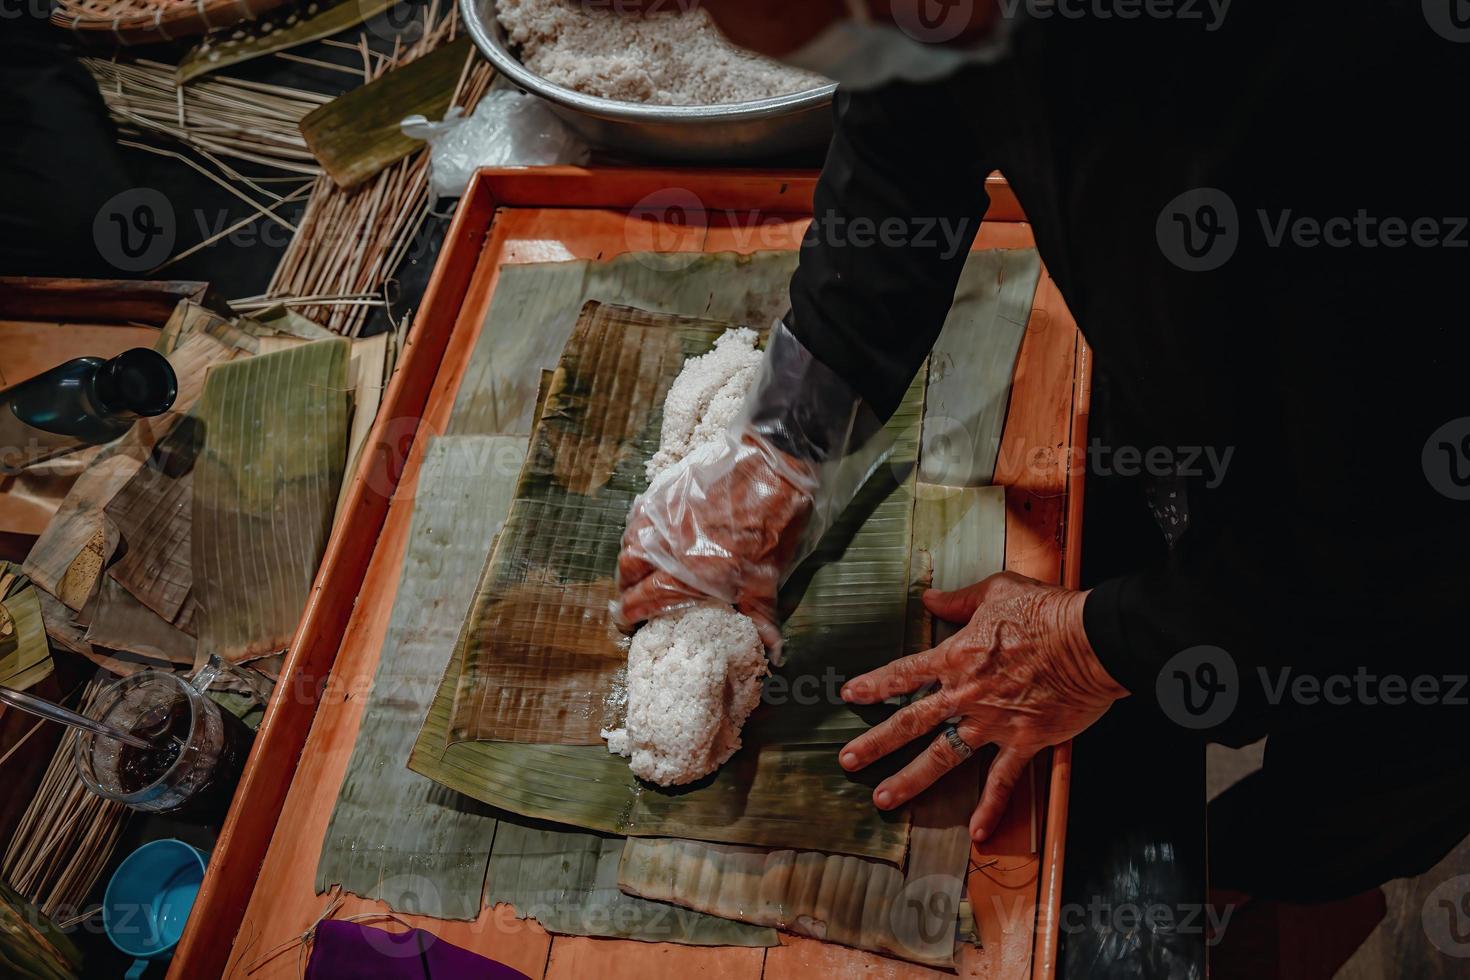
left=614, top=485, right=1007, bottom=969
left=23, top=332, right=238, bottom=607
left=103, top=417, right=199, bottom=627
left=192, top=339, right=351, bottom=663
left=919, top=249, right=1040, bottom=487
left=486, top=822, right=776, bottom=947
left=448, top=251, right=800, bottom=438
left=301, top=37, right=474, bottom=190
left=414, top=301, right=918, bottom=863
left=448, top=300, right=921, bottom=749
left=176, top=0, right=399, bottom=84
left=83, top=577, right=195, bottom=666
left=0, top=570, right=51, bottom=693
left=0, top=880, right=81, bottom=980
left=247, top=306, right=339, bottom=342
left=317, top=436, right=522, bottom=920
left=413, top=591, right=911, bottom=865
left=913, top=484, right=1008, bottom=638
left=447, top=302, right=757, bottom=744
left=316, top=435, right=777, bottom=943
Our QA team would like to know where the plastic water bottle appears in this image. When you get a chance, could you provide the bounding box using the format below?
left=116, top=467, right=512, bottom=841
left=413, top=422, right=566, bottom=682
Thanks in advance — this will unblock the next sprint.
left=0, top=348, right=177, bottom=474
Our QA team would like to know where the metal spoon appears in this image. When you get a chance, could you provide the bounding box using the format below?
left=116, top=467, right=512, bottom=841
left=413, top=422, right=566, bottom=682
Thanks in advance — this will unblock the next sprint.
left=0, top=684, right=155, bottom=750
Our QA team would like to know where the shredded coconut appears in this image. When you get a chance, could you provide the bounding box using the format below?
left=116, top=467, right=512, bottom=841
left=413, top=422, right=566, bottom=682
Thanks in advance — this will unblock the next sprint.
left=601, top=606, right=766, bottom=785
left=495, top=0, right=828, bottom=106
left=645, top=326, right=762, bottom=483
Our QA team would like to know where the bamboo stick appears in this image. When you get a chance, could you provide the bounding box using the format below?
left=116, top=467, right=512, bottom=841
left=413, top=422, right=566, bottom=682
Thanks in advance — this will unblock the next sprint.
left=0, top=680, right=128, bottom=921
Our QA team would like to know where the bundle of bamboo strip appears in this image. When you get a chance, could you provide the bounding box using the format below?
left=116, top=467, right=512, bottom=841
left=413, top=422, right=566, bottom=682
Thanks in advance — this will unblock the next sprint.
left=1, top=681, right=128, bottom=923
left=264, top=2, right=495, bottom=335
left=84, top=56, right=327, bottom=276
left=84, top=59, right=327, bottom=176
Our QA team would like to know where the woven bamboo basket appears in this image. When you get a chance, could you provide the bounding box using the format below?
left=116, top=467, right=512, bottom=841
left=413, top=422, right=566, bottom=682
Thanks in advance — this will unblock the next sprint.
left=51, top=0, right=298, bottom=45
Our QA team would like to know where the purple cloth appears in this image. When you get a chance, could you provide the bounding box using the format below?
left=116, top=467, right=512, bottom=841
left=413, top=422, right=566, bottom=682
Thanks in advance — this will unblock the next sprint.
left=306, top=920, right=530, bottom=980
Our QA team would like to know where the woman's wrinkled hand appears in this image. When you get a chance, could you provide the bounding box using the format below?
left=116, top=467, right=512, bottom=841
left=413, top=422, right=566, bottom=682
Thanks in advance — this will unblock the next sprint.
left=838, top=571, right=1128, bottom=842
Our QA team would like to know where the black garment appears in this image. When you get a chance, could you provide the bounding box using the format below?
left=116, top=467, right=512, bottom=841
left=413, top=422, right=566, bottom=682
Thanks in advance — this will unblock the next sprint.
left=785, top=5, right=1469, bottom=900
left=0, top=15, right=133, bottom=277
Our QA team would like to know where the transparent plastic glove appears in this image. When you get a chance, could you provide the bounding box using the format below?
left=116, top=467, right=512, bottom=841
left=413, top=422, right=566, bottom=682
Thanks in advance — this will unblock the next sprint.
left=615, top=321, right=884, bottom=659
left=617, top=430, right=817, bottom=655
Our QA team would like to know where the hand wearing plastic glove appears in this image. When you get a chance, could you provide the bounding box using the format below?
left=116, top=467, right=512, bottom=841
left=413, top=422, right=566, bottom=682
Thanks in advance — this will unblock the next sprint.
left=837, top=572, right=1129, bottom=842
left=615, top=321, right=881, bottom=657
left=616, top=431, right=818, bottom=654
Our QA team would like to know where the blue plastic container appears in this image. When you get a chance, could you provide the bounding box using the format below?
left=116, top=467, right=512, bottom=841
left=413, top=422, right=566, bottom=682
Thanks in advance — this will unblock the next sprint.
left=102, top=839, right=209, bottom=980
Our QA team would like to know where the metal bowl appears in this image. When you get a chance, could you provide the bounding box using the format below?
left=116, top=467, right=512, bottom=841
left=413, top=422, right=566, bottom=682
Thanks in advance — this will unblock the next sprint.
left=460, top=0, right=837, bottom=162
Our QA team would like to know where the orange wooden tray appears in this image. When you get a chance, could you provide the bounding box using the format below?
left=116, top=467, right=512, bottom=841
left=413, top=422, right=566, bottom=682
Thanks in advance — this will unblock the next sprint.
left=167, top=167, right=1091, bottom=980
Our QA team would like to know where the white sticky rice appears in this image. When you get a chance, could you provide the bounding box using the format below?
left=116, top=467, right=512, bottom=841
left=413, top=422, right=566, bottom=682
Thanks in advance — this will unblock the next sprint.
left=603, top=328, right=770, bottom=785
left=495, top=0, right=827, bottom=106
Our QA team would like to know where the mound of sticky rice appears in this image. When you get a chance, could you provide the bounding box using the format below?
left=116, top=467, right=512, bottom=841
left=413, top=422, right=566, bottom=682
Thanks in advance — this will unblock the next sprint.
left=495, top=0, right=828, bottom=106
left=604, top=606, right=766, bottom=785
left=645, top=326, right=762, bottom=482
left=602, top=327, right=770, bottom=786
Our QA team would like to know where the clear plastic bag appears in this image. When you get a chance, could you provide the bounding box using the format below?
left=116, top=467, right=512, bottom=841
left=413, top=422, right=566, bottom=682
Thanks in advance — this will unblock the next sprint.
left=401, top=89, right=589, bottom=200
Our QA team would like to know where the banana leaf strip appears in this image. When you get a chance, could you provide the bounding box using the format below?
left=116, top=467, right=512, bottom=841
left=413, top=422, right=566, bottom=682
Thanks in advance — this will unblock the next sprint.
left=613, top=486, right=1006, bottom=968
left=913, top=484, right=1007, bottom=642
left=317, top=436, right=522, bottom=920
left=486, top=822, right=777, bottom=947
left=104, top=416, right=200, bottom=625
left=177, top=0, right=399, bottom=84
left=0, top=574, right=52, bottom=693
left=334, top=333, right=392, bottom=524
left=618, top=759, right=978, bottom=969
left=192, top=339, right=351, bottom=663
left=247, top=306, right=339, bottom=342
left=302, top=37, right=474, bottom=190
left=920, top=249, right=1040, bottom=486
left=0, top=880, right=81, bottom=980
left=448, top=251, right=799, bottom=438
left=82, top=577, right=196, bottom=666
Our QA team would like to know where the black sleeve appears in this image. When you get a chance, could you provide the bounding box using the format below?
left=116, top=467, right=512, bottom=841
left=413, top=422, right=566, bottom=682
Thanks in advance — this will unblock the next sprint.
left=786, top=70, right=997, bottom=423
left=1082, top=503, right=1260, bottom=705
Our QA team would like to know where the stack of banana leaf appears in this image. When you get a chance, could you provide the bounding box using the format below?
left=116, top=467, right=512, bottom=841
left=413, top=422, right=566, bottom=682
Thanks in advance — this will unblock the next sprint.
left=317, top=249, right=1042, bottom=968
left=0, top=565, right=51, bottom=693
left=0, top=880, right=81, bottom=980
left=2, top=297, right=394, bottom=927
left=21, top=299, right=396, bottom=679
